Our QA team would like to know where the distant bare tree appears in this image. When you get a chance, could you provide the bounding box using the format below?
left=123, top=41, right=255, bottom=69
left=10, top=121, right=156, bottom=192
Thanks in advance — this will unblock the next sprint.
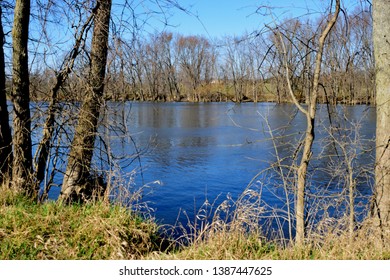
left=324, top=6, right=374, bottom=105
left=224, top=36, right=251, bottom=102
left=176, top=35, right=212, bottom=101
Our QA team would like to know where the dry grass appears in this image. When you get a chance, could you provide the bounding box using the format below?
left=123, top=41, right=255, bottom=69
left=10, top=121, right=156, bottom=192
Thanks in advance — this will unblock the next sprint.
left=145, top=191, right=390, bottom=260
left=147, top=222, right=390, bottom=260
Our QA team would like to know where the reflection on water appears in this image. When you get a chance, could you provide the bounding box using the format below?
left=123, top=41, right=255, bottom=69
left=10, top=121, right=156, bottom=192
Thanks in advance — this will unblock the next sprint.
left=98, top=102, right=376, bottom=232
left=38, top=102, right=375, bottom=235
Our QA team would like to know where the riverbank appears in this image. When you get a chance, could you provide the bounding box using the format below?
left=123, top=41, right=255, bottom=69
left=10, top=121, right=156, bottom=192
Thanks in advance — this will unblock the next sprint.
left=1, top=187, right=389, bottom=260
left=0, top=187, right=161, bottom=259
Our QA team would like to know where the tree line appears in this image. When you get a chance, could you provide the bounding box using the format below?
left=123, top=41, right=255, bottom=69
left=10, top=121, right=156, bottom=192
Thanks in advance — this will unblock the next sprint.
left=0, top=0, right=389, bottom=244
left=2, top=2, right=374, bottom=104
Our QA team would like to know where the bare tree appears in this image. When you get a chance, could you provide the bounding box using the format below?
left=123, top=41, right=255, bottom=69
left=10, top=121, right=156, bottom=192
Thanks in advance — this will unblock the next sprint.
left=34, top=6, right=95, bottom=187
left=224, top=36, right=252, bottom=102
left=176, top=35, right=212, bottom=101
left=60, top=0, right=112, bottom=202
left=323, top=6, right=374, bottom=105
left=11, top=0, right=34, bottom=196
left=372, top=0, right=390, bottom=230
left=0, top=4, right=13, bottom=184
left=159, top=32, right=181, bottom=101
left=276, top=0, right=340, bottom=244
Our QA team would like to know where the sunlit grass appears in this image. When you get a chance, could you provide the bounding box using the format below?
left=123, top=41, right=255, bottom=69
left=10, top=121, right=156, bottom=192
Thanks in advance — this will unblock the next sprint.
left=148, top=221, right=390, bottom=260
left=1, top=184, right=389, bottom=260
left=0, top=186, right=161, bottom=260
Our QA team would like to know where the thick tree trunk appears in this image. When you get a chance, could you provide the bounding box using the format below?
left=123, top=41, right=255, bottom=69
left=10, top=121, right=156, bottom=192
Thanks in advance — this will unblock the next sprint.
left=60, top=0, right=112, bottom=202
left=0, top=6, right=13, bottom=184
left=372, top=0, right=390, bottom=229
left=11, top=0, right=34, bottom=195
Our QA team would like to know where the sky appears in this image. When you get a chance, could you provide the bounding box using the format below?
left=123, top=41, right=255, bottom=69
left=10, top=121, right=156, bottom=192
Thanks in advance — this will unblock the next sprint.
left=152, top=0, right=364, bottom=39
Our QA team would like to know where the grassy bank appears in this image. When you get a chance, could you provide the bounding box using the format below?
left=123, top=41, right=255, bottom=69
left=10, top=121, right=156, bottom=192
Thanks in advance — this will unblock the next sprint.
left=0, top=187, right=161, bottom=259
left=1, top=187, right=389, bottom=260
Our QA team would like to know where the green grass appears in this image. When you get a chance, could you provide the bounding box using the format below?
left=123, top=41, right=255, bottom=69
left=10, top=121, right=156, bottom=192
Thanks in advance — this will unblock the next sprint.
left=0, top=187, right=161, bottom=260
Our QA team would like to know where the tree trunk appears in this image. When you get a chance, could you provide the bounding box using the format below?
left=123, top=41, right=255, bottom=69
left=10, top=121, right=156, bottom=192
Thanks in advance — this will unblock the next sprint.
left=372, top=0, right=390, bottom=229
left=277, top=0, right=340, bottom=245
left=11, top=0, right=34, bottom=195
left=60, top=0, right=112, bottom=203
left=0, top=5, right=13, bottom=184
left=295, top=1, right=339, bottom=245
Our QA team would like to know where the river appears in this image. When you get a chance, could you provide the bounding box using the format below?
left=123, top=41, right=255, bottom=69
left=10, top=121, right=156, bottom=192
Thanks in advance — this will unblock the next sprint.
left=42, top=102, right=375, bottom=237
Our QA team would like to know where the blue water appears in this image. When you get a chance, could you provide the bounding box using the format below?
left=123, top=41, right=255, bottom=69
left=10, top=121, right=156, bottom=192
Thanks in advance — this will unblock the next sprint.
left=38, top=102, right=375, bottom=237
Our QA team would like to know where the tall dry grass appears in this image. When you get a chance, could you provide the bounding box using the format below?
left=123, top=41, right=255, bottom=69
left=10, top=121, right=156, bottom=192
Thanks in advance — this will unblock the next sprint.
left=145, top=185, right=390, bottom=260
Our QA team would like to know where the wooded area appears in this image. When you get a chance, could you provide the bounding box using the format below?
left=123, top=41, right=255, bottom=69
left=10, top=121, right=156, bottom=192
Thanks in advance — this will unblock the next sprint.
left=1, top=1, right=375, bottom=104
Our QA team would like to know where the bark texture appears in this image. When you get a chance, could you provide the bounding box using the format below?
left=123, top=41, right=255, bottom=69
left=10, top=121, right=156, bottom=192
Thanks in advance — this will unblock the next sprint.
left=372, top=0, right=390, bottom=229
left=60, top=0, right=112, bottom=202
left=11, top=0, right=34, bottom=195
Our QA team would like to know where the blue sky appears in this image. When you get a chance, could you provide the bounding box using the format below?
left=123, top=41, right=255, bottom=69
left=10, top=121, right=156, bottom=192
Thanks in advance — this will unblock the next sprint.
left=154, top=0, right=364, bottom=38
